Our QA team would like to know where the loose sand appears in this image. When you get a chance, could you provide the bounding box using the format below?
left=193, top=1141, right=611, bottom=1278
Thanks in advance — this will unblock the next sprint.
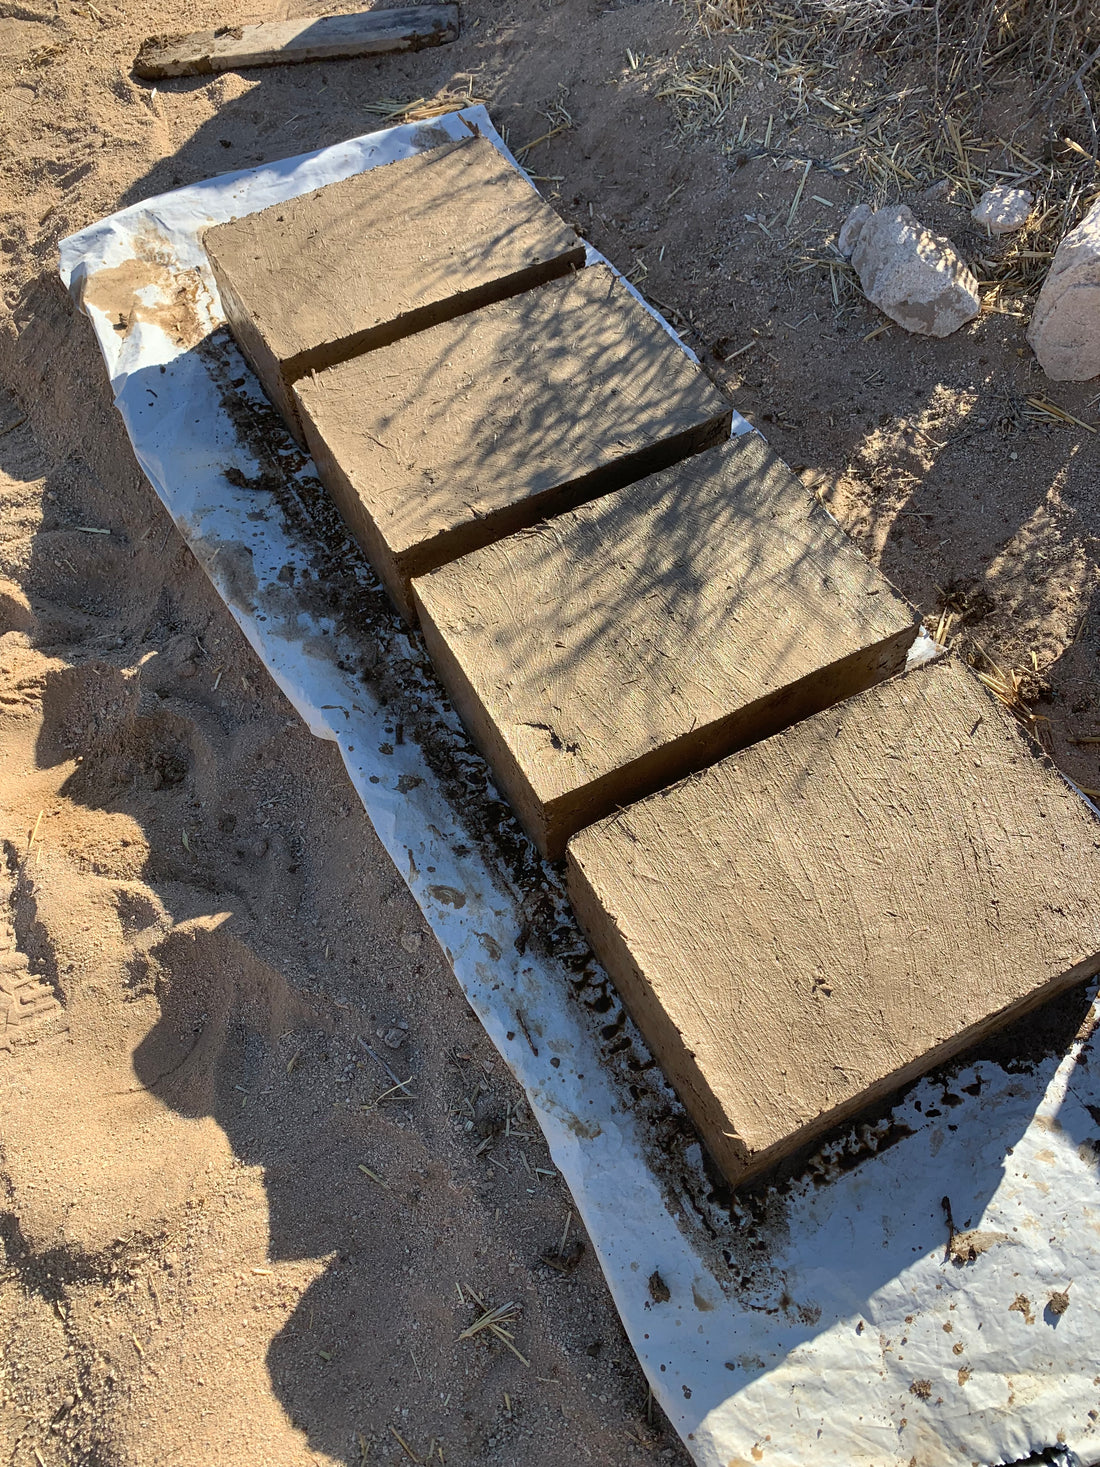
left=2, top=0, right=1099, bottom=1462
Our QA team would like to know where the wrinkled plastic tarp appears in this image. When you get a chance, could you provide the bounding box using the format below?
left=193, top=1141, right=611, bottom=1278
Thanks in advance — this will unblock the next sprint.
left=60, top=107, right=1100, bottom=1467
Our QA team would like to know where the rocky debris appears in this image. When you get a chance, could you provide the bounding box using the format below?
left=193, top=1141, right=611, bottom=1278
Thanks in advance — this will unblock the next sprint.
left=947, top=1227, right=1011, bottom=1265
left=1027, top=198, right=1100, bottom=381
left=379, top=1020, right=409, bottom=1049
left=473, top=1094, right=505, bottom=1137
left=1047, top=1288, right=1071, bottom=1318
left=841, top=203, right=980, bottom=336
left=540, top=1238, right=585, bottom=1273
left=972, top=185, right=1033, bottom=235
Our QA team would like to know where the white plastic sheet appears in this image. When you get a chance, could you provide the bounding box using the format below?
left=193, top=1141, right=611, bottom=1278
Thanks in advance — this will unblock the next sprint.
left=59, top=107, right=1100, bottom=1467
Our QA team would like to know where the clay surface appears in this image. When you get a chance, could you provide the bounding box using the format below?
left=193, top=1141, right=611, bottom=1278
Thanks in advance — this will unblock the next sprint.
left=413, top=435, right=918, bottom=858
left=295, top=266, right=732, bottom=618
left=204, top=136, right=584, bottom=433
left=567, top=656, right=1100, bottom=1188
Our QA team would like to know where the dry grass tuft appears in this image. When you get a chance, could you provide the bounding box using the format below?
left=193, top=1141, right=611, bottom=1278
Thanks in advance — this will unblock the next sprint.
left=966, top=642, right=1053, bottom=748
left=456, top=1285, right=530, bottom=1366
left=693, top=0, right=1099, bottom=111
left=667, top=0, right=1100, bottom=296
left=361, top=79, right=486, bottom=125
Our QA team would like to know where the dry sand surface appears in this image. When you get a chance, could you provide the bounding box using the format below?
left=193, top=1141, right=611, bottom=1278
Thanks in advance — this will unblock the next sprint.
left=1, top=0, right=1099, bottom=1463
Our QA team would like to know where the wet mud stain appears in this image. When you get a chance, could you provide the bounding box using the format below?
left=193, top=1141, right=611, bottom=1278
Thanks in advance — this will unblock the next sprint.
left=81, top=232, right=218, bottom=351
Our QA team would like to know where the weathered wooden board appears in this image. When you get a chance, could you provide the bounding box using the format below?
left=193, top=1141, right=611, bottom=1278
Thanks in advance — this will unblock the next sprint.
left=412, top=434, right=919, bottom=858
left=134, top=5, right=459, bottom=79
left=567, top=656, right=1100, bottom=1188
left=204, top=136, right=584, bottom=438
left=295, top=265, right=733, bottom=619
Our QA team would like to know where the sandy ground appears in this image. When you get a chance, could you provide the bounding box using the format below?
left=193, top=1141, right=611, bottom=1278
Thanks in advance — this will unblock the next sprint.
left=1, top=0, right=1098, bottom=1463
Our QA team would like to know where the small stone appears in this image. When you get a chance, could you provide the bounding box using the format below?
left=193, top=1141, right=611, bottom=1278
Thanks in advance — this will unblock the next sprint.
left=972, top=185, right=1033, bottom=236
left=922, top=178, right=952, bottom=202
left=381, top=1026, right=407, bottom=1050
left=1027, top=198, right=1100, bottom=381
left=849, top=204, right=980, bottom=337
left=837, top=202, right=872, bottom=259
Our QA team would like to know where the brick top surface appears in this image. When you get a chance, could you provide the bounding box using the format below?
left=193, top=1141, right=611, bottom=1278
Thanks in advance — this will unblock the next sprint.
left=204, top=136, right=582, bottom=368
left=567, top=656, right=1100, bottom=1179
left=294, top=266, right=730, bottom=560
left=413, top=434, right=917, bottom=810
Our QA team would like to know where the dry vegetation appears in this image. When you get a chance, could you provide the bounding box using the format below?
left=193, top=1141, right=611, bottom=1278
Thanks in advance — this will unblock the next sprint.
left=665, top=0, right=1100, bottom=309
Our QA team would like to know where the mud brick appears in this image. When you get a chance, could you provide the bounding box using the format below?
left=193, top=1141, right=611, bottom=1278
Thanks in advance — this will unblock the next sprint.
left=567, top=656, right=1100, bottom=1187
left=295, top=265, right=732, bottom=619
left=204, top=136, right=584, bottom=437
left=412, top=433, right=919, bottom=858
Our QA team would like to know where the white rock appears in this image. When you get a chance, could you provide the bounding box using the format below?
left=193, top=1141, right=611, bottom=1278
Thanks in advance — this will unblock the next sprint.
left=1027, top=198, right=1100, bottom=381
left=972, top=185, right=1033, bottom=235
left=849, top=204, right=980, bottom=337
left=837, top=203, right=872, bottom=259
